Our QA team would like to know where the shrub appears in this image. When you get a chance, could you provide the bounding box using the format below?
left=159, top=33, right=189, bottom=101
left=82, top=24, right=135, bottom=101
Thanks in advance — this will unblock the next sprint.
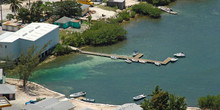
left=130, top=11, right=136, bottom=18
left=6, top=14, right=14, bottom=20
left=53, top=44, right=72, bottom=56
left=198, top=95, right=220, bottom=110
left=145, top=0, right=176, bottom=6
left=84, top=21, right=127, bottom=46
left=118, top=11, right=130, bottom=21
left=132, top=3, right=162, bottom=18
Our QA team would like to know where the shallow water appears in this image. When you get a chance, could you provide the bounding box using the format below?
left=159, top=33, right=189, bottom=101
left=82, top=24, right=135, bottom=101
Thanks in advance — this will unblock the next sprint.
left=31, top=0, right=220, bottom=106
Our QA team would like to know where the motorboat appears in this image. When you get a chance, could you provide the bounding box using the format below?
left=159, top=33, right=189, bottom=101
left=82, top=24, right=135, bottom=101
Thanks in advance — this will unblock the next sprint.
left=139, top=60, right=146, bottom=64
left=131, top=59, right=138, bottom=62
left=170, top=58, right=178, bottom=62
left=132, top=50, right=139, bottom=57
left=70, top=91, right=86, bottom=98
left=174, top=52, right=185, bottom=57
left=125, top=59, right=132, bottom=64
left=110, top=56, right=118, bottom=59
left=133, top=94, right=146, bottom=101
left=81, top=98, right=95, bottom=103
left=154, top=62, right=161, bottom=66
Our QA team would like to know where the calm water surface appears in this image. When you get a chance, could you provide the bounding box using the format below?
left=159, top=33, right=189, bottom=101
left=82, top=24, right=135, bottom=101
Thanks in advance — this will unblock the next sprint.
left=31, top=0, right=220, bottom=106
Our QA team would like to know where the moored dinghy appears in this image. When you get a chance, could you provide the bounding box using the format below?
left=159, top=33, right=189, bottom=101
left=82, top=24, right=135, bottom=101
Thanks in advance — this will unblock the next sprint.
left=81, top=98, right=95, bottom=103
left=170, top=58, right=178, bottom=62
left=174, top=52, right=185, bottom=57
left=70, top=91, right=86, bottom=98
left=154, top=62, right=161, bottom=66
left=125, top=59, right=132, bottom=64
left=133, top=94, right=146, bottom=101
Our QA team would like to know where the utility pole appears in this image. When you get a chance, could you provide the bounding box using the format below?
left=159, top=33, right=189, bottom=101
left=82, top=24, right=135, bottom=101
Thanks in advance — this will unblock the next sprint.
left=0, top=0, right=3, bottom=30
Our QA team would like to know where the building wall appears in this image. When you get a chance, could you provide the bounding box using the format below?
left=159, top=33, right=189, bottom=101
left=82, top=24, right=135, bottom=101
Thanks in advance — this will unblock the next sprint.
left=0, top=42, right=13, bottom=59
left=107, top=1, right=125, bottom=9
left=0, top=26, right=59, bottom=60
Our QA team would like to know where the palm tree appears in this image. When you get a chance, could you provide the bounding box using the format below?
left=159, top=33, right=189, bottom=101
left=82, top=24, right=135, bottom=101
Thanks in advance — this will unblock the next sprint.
left=9, top=0, right=22, bottom=15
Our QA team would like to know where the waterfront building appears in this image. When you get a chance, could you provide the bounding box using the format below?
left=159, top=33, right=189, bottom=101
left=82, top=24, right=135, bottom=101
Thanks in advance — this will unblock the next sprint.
left=23, top=98, right=75, bottom=110
left=107, top=0, right=125, bottom=10
left=0, top=23, right=59, bottom=60
left=0, top=84, right=15, bottom=100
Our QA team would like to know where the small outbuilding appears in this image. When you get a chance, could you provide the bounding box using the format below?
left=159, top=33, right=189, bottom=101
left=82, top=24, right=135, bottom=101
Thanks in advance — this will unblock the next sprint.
left=54, top=16, right=72, bottom=29
left=107, top=0, right=125, bottom=10
left=0, top=84, right=15, bottom=100
left=54, top=16, right=82, bottom=29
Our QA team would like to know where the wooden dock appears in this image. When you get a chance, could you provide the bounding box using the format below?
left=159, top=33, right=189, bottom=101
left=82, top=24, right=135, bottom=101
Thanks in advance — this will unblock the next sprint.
left=80, top=50, right=173, bottom=65
left=68, top=46, right=175, bottom=65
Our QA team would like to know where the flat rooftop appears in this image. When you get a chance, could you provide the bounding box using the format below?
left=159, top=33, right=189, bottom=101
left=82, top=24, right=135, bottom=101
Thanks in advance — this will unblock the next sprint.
left=0, top=23, right=58, bottom=43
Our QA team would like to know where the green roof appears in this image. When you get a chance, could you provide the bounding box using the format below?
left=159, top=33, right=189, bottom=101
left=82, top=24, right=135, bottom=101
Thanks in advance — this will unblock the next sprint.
left=55, top=16, right=72, bottom=24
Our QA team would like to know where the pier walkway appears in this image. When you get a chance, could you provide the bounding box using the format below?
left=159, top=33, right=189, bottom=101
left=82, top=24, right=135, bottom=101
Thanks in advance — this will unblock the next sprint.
left=68, top=46, right=174, bottom=65
left=80, top=50, right=172, bottom=65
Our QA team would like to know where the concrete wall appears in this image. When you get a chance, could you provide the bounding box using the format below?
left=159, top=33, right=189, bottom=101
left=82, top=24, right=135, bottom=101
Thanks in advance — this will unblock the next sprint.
left=107, top=1, right=125, bottom=9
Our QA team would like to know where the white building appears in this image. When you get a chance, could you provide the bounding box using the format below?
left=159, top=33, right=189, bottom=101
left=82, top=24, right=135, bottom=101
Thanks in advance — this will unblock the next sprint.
left=0, top=23, right=59, bottom=60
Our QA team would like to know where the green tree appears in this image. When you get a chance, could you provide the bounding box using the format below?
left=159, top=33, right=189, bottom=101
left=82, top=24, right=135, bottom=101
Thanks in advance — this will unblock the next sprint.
left=6, top=14, right=14, bottom=20
left=14, top=43, right=49, bottom=91
left=53, top=1, right=82, bottom=17
left=17, top=7, right=31, bottom=23
left=141, top=85, right=187, bottom=110
left=198, top=95, right=220, bottom=110
left=30, top=1, right=44, bottom=22
left=168, top=94, right=187, bottom=110
left=9, top=0, right=22, bottom=15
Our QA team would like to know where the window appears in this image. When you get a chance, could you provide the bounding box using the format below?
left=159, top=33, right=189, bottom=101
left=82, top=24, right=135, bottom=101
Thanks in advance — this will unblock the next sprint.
left=5, top=45, right=7, bottom=48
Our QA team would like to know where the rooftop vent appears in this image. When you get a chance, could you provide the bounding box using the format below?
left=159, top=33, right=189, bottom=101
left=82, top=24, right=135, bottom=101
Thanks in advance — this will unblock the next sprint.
left=35, top=26, right=40, bottom=29
left=22, top=33, right=27, bottom=36
left=29, top=29, right=34, bottom=33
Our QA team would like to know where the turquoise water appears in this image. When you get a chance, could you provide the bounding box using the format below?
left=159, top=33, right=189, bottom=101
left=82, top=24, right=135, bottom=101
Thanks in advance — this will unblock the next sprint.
left=31, top=0, right=220, bottom=106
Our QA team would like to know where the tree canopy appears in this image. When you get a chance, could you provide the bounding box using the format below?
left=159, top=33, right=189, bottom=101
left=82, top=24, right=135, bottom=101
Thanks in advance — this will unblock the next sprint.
left=52, top=1, right=82, bottom=17
left=141, top=85, right=187, bottom=110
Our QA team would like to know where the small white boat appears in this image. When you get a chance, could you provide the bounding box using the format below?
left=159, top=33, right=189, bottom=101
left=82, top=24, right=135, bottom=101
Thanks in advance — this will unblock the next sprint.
left=70, top=91, right=86, bottom=98
left=132, top=52, right=138, bottom=57
left=133, top=94, right=146, bottom=101
left=110, top=56, right=118, bottom=59
left=81, top=98, right=95, bottom=103
left=131, top=59, right=138, bottom=62
left=174, top=52, right=185, bottom=57
left=154, top=62, right=161, bottom=66
left=170, top=58, right=178, bottom=62
left=125, top=59, right=132, bottom=64
left=139, top=60, right=146, bottom=64
left=132, top=50, right=139, bottom=57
